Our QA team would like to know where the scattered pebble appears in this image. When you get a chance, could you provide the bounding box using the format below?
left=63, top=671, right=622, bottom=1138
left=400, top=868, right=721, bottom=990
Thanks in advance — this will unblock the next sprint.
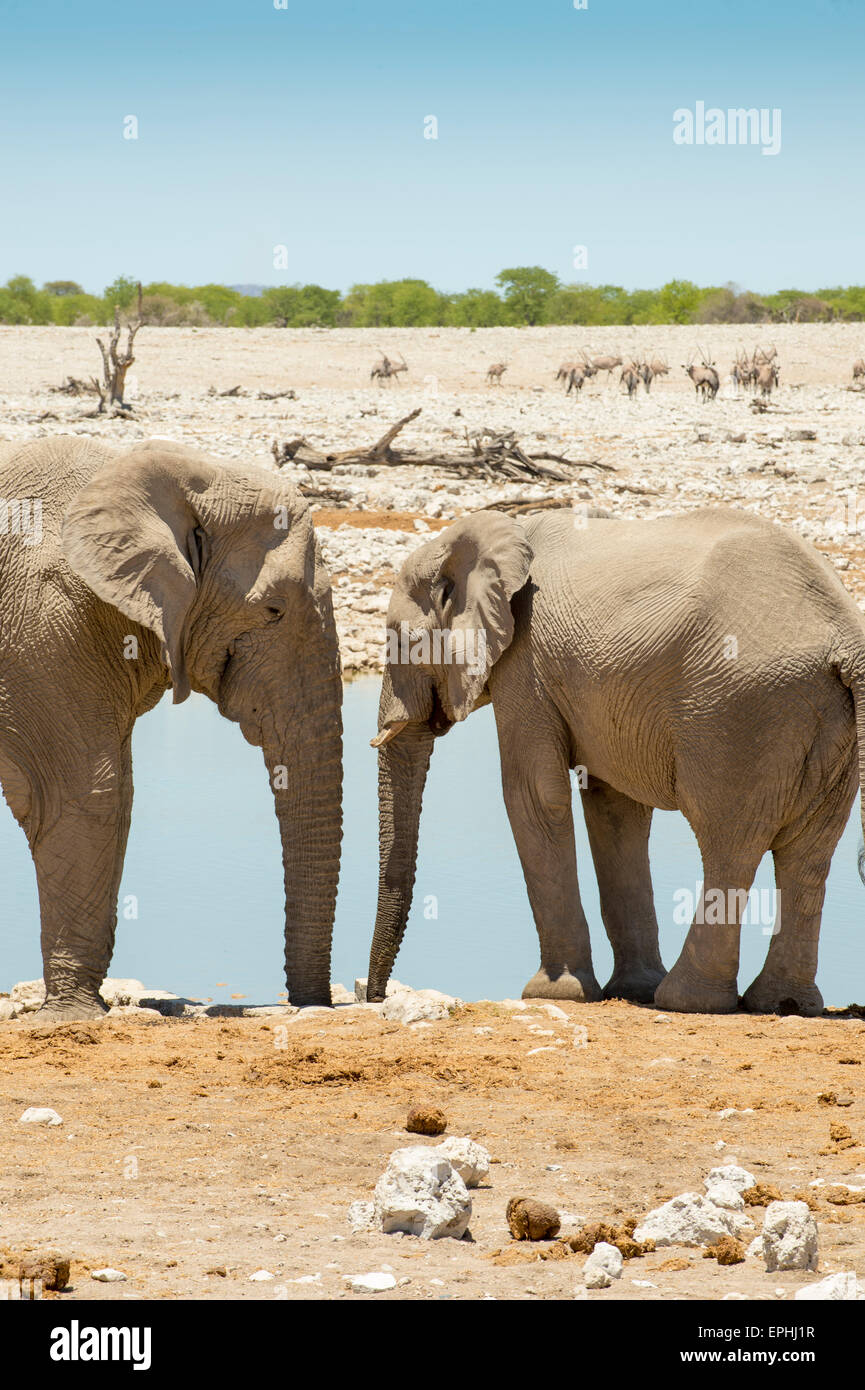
left=19, top=1107, right=62, bottom=1127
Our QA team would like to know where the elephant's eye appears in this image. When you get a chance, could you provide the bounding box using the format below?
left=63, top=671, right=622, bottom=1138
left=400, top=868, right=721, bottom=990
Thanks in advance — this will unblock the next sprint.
left=188, top=524, right=209, bottom=581
left=265, top=604, right=284, bottom=623
left=437, top=575, right=455, bottom=608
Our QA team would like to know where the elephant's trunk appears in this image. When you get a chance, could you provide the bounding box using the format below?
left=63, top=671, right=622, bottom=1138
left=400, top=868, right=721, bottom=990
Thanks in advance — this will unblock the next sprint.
left=263, top=653, right=342, bottom=1009
left=367, top=720, right=435, bottom=1001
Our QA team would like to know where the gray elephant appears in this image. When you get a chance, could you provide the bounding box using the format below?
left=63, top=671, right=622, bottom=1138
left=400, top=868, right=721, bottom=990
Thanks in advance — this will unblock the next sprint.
left=367, top=506, right=865, bottom=1015
left=0, top=436, right=342, bottom=1020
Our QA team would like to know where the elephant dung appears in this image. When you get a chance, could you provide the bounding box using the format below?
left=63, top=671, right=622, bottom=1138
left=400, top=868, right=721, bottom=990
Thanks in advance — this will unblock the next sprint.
left=17, top=1252, right=71, bottom=1290
left=760, top=1201, right=818, bottom=1272
left=406, top=1104, right=447, bottom=1136
left=372, top=1147, right=472, bottom=1240
left=702, top=1235, right=746, bottom=1265
left=506, top=1197, right=561, bottom=1242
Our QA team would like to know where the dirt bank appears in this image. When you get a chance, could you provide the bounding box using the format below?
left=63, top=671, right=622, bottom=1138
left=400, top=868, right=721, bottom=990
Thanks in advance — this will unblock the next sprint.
left=2, top=998, right=864, bottom=1300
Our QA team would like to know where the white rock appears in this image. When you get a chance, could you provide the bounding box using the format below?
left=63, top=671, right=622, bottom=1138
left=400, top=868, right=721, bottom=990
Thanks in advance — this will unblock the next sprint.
left=347, top=1201, right=375, bottom=1232
left=794, top=1271, right=862, bottom=1301
left=0, top=999, right=18, bottom=1021
left=346, top=1271, right=397, bottom=1292
left=633, top=1193, right=737, bottom=1247
left=537, top=1004, right=569, bottom=1021
left=436, top=1137, right=490, bottom=1188
left=703, top=1179, right=745, bottom=1211
left=353, top=977, right=409, bottom=1003
left=330, top=982, right=356, bottom=1006
left=380, top=988, right=460, bottom=1025
left=249, top=1269, right=275, bottom=1282
left=91, top=1268, right=127, bottom=1282
left=583, top=1242, right=623, bottom=1288
left=19, top=1107, right=62, bottom=1126
left=371, top=1146, right=471, bottom=1239
left=705, top=1163, right=756, bottom=1194
left=10, top=979, right=45, bottom=1011
left=761, top=1201, right=818, bottom=1272
left=723, top=1292, right=749, bottom=1301
left=98, top=978, right=148, bottom=1007
left=746, top=1237, right=763, bottom=1258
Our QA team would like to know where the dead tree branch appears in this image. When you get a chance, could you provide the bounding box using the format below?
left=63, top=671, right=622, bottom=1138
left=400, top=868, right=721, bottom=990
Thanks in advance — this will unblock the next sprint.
left=89, top=307, right=140, bottom=416
left=271, top=409, right=615, bottom=480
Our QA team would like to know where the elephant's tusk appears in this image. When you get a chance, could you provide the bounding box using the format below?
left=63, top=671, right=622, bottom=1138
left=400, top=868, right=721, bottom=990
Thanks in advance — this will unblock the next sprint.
left=370, top=721, right=408, bottom=748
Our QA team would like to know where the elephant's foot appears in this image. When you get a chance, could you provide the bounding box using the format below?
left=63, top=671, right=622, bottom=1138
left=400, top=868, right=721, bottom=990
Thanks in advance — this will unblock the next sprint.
left=742, top=975, right=824, bottom=1018
left=522, top=965, right=602, bottom=1003
left=653, top=965, right=738, bottom=1015
left=33, top=993, right=109, bottom=1024
left=603, top=964, right=667, bottom=1005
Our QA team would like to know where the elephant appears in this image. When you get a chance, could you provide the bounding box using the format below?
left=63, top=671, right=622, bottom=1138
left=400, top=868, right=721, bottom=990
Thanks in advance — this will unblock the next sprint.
left=366, top=506, right=865, bottom=1015
left=0, top=435, right=342, bottom=1021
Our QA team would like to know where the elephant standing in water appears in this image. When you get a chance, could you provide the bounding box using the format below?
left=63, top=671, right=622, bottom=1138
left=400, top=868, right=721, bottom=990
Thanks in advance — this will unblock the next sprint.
left=367, top=507, right=865, bottom=1015
left=0, top=437, right=342, bottom=1020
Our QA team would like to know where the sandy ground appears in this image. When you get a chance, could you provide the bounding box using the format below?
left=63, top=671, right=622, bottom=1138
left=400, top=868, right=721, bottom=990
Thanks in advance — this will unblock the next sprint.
left=2, top=999, right=865, bottom=1302
left=2, top=326, right=865, bottom=1303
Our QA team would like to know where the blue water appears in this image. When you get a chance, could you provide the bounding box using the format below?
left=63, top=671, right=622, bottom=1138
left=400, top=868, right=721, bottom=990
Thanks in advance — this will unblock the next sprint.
left=1, top=678, right=862, bottom=1006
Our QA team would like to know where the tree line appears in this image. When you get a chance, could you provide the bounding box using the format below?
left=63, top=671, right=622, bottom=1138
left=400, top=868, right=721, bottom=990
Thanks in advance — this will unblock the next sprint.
left=2, top=269, right=864, bottom=328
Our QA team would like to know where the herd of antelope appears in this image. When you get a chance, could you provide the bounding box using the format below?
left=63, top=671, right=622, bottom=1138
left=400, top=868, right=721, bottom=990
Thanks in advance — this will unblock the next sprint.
left=370, top=348, right=865, bottom=399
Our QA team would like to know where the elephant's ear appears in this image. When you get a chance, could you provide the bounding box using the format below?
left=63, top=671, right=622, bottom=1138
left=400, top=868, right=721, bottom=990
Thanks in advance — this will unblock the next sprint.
left=436, top=512, right=533, bottom=722
left=61, top=451, right=208, bottom=704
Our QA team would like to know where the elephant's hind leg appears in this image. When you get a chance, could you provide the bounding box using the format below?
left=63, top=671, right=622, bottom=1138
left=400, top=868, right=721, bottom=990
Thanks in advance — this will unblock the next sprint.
left=743, top=772, right=856, bottom=1017
left=580, top=777, right=665, bottom=1003
left=499, top=728, right=602, bottom=1003
left=654, top=842, right=764, bottom=1014
left=32, top=740, right=133, bottom=1023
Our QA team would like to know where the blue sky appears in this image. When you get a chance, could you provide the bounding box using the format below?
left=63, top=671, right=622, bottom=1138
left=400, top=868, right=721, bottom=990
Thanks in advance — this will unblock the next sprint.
left=0, top=0, right=861, bottom=294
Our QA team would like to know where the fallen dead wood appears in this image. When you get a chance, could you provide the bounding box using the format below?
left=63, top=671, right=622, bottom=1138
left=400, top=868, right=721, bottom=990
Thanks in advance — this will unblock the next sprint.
left=481, top=497, right=585, bottom=517
left=208, top=384, right=245, bottom=398
left=271, top=409, right=615, bottom=481
left=257, top=389, right=297, bottom=401
left=49, top=376, right=95, bottom=396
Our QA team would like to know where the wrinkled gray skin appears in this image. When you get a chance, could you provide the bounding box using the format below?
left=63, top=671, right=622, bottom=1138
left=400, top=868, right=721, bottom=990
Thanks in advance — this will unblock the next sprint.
left=368, top=507, right=865, bottom=1015
left=0, top=437, right=342, bottom=1021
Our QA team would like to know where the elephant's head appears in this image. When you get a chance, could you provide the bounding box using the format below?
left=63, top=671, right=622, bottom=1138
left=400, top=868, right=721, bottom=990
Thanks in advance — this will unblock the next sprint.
left=61, top=440, right=342, bottom=1006
left=367, top=511, right=532, bottom=1000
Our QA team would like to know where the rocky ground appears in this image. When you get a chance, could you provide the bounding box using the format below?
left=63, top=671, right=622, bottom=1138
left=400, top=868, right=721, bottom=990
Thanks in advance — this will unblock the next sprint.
left=2, top=323, right=865, bottom=671
left=1, top=982, right=865, bottom=1301
left=2, top=325, right=865, bottom=1303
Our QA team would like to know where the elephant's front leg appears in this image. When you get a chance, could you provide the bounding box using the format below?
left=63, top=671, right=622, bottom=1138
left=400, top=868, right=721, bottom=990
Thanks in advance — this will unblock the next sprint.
left=580, top=777, right=665, bottom=1003
left=499, top=729, right=602, bottom=1003
left=32, top=740, right=133, bottom=1022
